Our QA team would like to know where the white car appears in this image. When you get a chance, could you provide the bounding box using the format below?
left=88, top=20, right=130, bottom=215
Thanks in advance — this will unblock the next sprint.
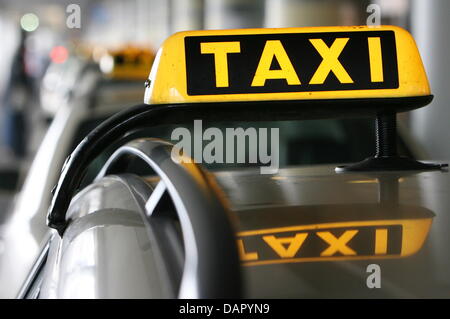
left=0, top=64, right=144, bottom=298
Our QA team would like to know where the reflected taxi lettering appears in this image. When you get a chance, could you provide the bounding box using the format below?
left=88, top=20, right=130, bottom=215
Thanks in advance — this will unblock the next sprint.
left=237, top=225, right=402, bottom=266
left=185, top=31, right=398, bottom=95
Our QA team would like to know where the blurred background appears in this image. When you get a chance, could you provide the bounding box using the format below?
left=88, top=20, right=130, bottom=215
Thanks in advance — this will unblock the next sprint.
left=0, top=0, right=449, bottom=224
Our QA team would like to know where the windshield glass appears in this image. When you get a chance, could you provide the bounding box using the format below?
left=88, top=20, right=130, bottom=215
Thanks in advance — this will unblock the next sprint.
left=87, top=116, right=412, bottom=178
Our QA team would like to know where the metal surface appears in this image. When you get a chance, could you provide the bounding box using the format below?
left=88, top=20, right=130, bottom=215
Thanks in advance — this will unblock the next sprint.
left=212, top=164, right=450, bottom=298
left=39, top=175, right=171, bottom=298
left=96, top=139, right=241, bottom=298
left=335, top=109, right=447, bottom=172
left=43, top=139, right=242, bottom=298
left=40, top=162, right=450, bottom=298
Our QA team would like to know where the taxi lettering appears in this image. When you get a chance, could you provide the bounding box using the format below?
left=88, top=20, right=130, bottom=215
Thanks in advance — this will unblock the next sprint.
left=200, top=41, right=241, bottom=87
left=185, top=31, right=398, bottom=95
left=251, top=40, right=301, bottom=86
left=237, top=225, right=402, bottom=265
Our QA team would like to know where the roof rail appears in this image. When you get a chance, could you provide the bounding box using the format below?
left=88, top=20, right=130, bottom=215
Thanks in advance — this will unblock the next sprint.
left=77, top=138, right=242, bottom=298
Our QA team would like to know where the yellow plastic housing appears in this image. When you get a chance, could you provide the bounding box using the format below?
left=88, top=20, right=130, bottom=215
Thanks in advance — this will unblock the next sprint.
left=144, top=26, right=430, bottom=105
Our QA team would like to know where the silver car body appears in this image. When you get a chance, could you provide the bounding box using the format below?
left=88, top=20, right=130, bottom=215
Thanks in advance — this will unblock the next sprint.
left=35, top=162, right=450, bottom=298
left=0, top=71, right=143, bottom=298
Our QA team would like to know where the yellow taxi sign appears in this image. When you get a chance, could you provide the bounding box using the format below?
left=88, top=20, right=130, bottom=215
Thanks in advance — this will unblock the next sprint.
left=144, top=26, right=430, bottom=105
left=100, top=46, right=155, bottom=81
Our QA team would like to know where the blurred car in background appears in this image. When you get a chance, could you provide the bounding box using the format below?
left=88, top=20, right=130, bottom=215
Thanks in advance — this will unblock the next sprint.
left=0, top=46, right=154, bottom=298
left=99, top=46, right=155, bottom=81
left=40, top=45, right=155, bottom=117
left=40, top=53, right=92, bottom=117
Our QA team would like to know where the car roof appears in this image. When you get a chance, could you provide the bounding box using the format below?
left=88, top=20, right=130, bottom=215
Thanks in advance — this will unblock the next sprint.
left=209, top=164, right=450, bottom=297
left=213, top=164, right=448, bottom=210
left=49, top=163, right=450, bottom=298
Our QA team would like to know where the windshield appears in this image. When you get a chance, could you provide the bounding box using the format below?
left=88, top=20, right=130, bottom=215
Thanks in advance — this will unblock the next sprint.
left=86, top=116, right=412, bottom=178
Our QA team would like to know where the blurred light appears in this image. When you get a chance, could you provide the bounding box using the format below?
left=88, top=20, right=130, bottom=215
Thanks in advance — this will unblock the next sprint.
left=50, top=46, right=69, bottom=64
left=20, top=13, right=39, bottom=32
left=92, top=46, right=107, bottom=62
left=99, top=54, right=114, bottom=73
left=271, top=176, right=287, bottom=181
left=347, top=179, right=378, bottom=184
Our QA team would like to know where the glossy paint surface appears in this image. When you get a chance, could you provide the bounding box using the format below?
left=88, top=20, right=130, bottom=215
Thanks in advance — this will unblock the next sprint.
left=40, top=164, right=450, bottom=298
